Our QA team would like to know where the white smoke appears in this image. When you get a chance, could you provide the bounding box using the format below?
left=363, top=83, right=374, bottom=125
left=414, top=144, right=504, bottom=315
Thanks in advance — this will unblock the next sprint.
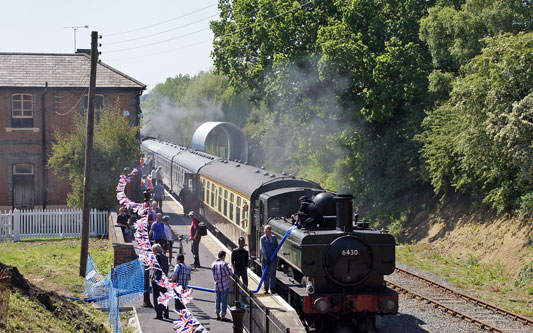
left=254, top=56, right=357, bottom=191
left=141, top=96, right=224, bottom=146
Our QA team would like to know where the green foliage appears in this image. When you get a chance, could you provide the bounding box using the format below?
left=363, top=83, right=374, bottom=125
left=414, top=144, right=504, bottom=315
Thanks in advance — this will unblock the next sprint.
left=212, top=0, right=434, bottom=217
left=387, top=218, right=405, bottom=242
left=520, top=192, right=533, bottom=216
left=419, top=32, right=533, bottom=211
left=48, top=103, right=140, bottom=210
left=515, top=260, right=533, bottom=291
left=420, top=0, right=533, bottom=100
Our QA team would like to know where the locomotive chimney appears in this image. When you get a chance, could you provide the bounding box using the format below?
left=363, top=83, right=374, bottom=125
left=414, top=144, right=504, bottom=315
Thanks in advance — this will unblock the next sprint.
left=335, top=194, right=353, bottom=232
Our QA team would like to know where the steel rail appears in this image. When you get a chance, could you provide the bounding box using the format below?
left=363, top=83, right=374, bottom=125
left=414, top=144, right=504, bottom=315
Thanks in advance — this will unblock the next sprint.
left=386, top=279, right=504, bottom=332
left=394, top=267, right=533, bottom=327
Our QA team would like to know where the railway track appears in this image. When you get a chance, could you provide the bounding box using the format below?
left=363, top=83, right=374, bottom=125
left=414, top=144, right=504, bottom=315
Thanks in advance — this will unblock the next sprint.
left=385, top=267, right=533, bottom=332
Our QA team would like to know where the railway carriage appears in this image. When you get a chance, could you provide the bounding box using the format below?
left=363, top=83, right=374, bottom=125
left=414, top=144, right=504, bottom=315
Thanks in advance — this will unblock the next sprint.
left=141, top=137, right=398, bottom=332
left=141, top=139, right=213, bottom=211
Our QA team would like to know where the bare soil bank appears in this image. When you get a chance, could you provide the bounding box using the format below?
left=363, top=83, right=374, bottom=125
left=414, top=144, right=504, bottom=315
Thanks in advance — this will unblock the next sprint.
left=404, top=202, right=533, bottom=275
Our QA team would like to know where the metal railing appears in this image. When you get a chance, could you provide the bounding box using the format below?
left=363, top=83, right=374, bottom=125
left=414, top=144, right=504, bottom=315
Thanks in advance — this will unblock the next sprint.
left=229, top=274, right=291, bottom=333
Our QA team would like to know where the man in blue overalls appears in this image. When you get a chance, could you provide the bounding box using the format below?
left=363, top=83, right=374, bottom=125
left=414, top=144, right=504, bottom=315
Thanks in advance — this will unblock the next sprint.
left=260, top=224, right=278, bottom=294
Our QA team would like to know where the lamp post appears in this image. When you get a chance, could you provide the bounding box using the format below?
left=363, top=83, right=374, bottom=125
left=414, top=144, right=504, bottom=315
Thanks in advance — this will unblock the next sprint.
left=64, top=25, right=89, bottom=52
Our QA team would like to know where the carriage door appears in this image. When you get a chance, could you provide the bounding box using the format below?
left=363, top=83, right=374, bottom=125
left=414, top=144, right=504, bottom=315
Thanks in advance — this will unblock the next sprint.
left=184, top=173, right=199, bottom=211
left=252, top=197, right=265, bottom=259
left=13, top=164, right=34, bottom=209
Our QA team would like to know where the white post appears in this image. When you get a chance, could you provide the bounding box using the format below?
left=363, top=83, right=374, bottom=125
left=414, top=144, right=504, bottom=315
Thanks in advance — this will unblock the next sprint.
left=61, top=209, right=65, bottom=239
left=13, top=209, right=20, bottom=242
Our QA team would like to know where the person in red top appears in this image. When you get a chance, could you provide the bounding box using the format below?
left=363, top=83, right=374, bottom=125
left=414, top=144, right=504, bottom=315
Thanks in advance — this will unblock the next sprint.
left=189, top=211, right=202, bottom=268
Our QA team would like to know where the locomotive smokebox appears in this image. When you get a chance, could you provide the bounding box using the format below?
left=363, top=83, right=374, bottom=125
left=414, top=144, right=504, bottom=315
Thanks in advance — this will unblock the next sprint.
left=335, top=194, right=353, bottom=232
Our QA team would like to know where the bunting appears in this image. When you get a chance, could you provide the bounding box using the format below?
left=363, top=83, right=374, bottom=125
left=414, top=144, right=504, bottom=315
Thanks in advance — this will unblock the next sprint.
left=116, top=168, right=208, bottom=332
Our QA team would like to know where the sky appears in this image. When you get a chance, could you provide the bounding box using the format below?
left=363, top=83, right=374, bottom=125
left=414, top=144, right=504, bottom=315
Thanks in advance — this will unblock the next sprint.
left=2, top=0, right=219, bottom=90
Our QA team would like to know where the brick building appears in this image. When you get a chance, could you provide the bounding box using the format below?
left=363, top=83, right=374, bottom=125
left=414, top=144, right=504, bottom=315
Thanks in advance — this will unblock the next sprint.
left=0, top=52, right=146, bottom=210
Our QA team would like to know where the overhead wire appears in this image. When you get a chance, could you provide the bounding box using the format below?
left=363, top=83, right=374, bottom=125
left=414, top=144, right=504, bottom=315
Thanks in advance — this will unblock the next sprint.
left=54, top=67, right=91, bottom=104
left=103, top=40, right=210, bottom=61
left=104, top=27, right=211, bottom=53
left=105, top=13, right=219, bottom=45
left=103, top=0, right=314, bottom=54
left=105, top=3, right=217, bottom=37
left=54, top=82, right=90, bottom=108
left=54, top=68, right=92, bottom=116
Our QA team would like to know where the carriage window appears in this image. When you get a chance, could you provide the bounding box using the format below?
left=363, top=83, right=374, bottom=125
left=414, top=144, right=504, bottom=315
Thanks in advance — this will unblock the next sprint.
left=229, top=193, right=233, bottom=221
left=224, top=190, right=228, bottom=216
left=236, top=205, right=241, bottom=226
left=218, top=188, right=222, bottom=212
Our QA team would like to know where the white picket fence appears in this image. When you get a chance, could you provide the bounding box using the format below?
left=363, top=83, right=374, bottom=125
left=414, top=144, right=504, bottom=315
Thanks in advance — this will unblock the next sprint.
left=0, top=208, right=108, bottom=242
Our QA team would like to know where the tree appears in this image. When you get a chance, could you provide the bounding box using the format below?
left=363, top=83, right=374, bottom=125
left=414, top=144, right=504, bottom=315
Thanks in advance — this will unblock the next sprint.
left=49, top=103, right=140, bottom=210
left=420, top=0, right=533, bottom=101
left=419, top=32, right=533, bottom=212
left=212, top=0, right=434, bottom=216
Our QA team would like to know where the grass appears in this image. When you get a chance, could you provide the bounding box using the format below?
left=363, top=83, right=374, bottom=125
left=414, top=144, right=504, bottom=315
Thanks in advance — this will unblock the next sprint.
left=0, top=238, right=113, bottom=297
left=4, top=291, right=109, bottom=333
left=120, top=310, right=136, bottom=333
left=397, top=243, right=533, bottom=317
left=0, top=238, right=114, bottom=332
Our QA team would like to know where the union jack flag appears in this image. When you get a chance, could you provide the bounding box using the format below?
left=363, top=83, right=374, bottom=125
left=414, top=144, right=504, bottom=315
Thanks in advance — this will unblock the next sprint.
left=136, top=238, right=151, bottom=250
left=179, top=321, right=194, bottom=333
left=158, top=292, right=170, bottom=307
left=173, top=318, right=187, bottom=330
left=156, top=277, right=169, bottom=289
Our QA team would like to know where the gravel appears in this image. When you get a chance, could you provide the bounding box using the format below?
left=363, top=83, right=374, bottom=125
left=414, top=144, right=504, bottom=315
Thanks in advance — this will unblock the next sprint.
left=379, top=263, right=533, bottom=333
left=380, top=293, right=484, bottom=333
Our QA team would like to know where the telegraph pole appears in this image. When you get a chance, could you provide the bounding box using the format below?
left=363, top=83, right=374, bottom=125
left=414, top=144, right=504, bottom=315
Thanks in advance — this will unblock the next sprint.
left=80, top=31, right=99, bottom=277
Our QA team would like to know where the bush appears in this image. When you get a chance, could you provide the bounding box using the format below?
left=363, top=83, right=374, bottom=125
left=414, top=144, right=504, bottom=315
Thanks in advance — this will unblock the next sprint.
left=387, top=218, right=405, bottom=242
left=519, top=192, right=533, bottom=216
left=515, top=260, right=533, bottom=291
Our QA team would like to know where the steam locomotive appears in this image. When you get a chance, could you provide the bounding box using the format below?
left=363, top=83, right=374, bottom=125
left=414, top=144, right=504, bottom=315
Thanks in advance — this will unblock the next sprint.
left=141, top=138, right=398, bottom=332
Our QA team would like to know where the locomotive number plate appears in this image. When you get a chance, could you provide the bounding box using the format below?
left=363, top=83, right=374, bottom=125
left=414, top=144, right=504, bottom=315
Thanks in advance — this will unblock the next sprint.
left=341, top=249, right=359, bottom=256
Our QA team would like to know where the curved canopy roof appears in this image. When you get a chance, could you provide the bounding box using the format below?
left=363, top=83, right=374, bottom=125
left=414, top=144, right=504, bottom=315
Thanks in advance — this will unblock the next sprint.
left=192, top=122, right=248, bottom=162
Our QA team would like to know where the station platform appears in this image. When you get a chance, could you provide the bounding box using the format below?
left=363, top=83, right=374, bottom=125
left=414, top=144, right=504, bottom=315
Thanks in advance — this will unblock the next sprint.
left=133, top=193, right=305, bottom=332
left=134, top=196, right=232, bottom=333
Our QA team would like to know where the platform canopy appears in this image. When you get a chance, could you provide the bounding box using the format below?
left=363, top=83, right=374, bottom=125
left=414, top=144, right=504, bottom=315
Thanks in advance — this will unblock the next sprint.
left=192, top=121, right=248, bottom=162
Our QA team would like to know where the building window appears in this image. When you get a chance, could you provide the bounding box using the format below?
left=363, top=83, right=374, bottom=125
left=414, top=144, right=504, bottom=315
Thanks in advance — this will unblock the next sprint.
left=12, top=94, right=33, bottom=128
left=13, top=164, right=34, bottom=175
left=83, top=94, right=105, bottom=110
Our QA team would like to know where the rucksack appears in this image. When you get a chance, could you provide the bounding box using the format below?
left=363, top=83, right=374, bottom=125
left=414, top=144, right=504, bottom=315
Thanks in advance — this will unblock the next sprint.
left=198, top=222, right=207, bottom=236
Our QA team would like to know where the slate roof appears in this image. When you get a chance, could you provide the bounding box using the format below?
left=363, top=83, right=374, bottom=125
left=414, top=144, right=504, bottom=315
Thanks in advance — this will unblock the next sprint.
left=0, top=52, right=146, bottom=89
